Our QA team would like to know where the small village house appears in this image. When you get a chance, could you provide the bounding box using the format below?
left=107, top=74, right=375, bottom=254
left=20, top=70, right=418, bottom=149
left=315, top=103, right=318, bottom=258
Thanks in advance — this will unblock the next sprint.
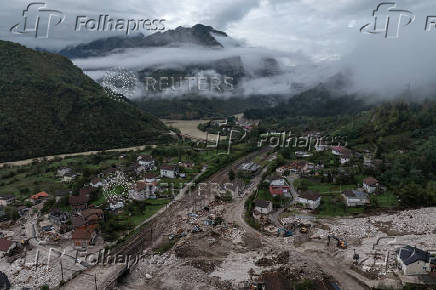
left=90, top=178, right=104, bottom=188
left=110, top=201, right=125, bottom=210
left=295, top=151, right=313, bottom=158
left=0, top=196, right=15, bottom=207
left=69, top=194, right=89, bottom=212
left=315, top=144, right=329, bottom=152
left=238, top=162, right=260, bottom=177
left=49, top=208, right=69, bottom=225
left=31, top=192, right=49, bottom=204
left=160, top=164, right=179, bottom=179
left=342, top=190, right=370, bottom=207
left=295, top=191, right=321, bottom=209
left=0, top=239, right=16, bottom=255
left=57, top=167, right=73, bottom=177
left=71, top=215, right=87, bottom=229
left=331, top=146, right=352, bottom=164
left=62, top=172, right=77, bottom=183
left=145, top=172, right=160, bottom=183
left=81, top=208, right=104, bottom=225
left=72, top=226, right=97, bottom=248
left=137, top=155, right=155, bottom=169
left=129, top=181, right=158, bottom=200
left=396, top=246, right=436, bottom=275
left=179, top=161, right=194, bottom=169
left=340, top=151, right=352, bottom=164
left=254, top=200, right=273, bottom=215
left=363, top=177, right=379, bottom=193
left=269, top=177, right=291, bottom=197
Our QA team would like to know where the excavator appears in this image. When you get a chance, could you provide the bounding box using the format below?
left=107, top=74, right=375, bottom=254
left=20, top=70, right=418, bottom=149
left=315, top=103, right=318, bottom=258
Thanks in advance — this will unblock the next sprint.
left=327, top=235, right=347, bottom=249
left=277, top=228, right=293, bottom=237
left=299, top=224, right=311, bottom=234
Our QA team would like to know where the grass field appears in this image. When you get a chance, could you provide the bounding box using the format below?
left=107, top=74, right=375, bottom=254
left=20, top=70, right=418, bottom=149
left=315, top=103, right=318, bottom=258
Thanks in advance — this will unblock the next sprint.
left=374, top=192, right=399, bottom=209
left=316, top=195, right=365, bottom=217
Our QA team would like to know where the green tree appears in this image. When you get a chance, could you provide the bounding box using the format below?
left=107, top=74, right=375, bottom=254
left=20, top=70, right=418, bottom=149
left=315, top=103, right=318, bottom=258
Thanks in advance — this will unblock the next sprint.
left=228, top=169, right=235, bottom=181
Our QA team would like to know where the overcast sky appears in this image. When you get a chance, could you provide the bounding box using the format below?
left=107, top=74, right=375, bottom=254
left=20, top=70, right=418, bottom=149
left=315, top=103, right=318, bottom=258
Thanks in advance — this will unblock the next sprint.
left=0, top=0, right=434, bottom=59
left=1, top=0, right=436, bottom=97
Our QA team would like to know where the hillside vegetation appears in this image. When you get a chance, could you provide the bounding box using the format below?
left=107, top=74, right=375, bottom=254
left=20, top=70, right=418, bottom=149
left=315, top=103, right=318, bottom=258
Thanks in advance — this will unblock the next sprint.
left=0, top=41, right=169, bottom=162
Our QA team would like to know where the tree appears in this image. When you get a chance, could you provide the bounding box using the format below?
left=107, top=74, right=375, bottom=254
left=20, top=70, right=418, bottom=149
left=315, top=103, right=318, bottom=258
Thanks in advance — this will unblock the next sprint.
left=228, top=169, right=235, bottom=181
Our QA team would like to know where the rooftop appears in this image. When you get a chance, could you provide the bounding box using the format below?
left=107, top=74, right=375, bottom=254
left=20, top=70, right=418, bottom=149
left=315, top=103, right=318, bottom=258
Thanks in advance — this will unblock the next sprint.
left=298, top=190, right=321, bottom=201
left=254, top=200, right=271, bottom=208
left=270, top=178, right=288, bottom=187
left=397, top=246, right=431, bottom=265
left=342, top=189, right=368, bottom=200
left=363, top=177, right=379, bottom=186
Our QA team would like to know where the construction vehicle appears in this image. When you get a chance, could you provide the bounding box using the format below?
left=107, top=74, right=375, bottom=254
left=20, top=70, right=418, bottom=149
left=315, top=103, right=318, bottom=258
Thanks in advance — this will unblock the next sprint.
left=353, top=249, right=360, bottom=265
left=277, top=228, right=293, bottom=237
left=169, top=229, right=187, bottom=240
left=299, top=224, right=311, bottom=234
left=327, top=235, right=347, bottom=249
left=192, top=225, right=202, bottom=233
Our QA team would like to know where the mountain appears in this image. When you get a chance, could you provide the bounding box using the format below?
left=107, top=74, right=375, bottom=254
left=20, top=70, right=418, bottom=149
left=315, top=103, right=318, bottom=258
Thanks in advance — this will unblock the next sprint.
left=244, top=86, right=369, bottom=120
left=0, top=40, right=169, bottom=162
left=59, top=24, right=282, bottom=97
left=58, top=24, right=231, bottom=59
left=134, top=95, right=284, bottom=119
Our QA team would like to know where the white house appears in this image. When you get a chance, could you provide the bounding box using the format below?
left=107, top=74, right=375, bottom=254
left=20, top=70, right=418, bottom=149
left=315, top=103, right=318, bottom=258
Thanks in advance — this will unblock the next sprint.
left=363, top=177, right=379, bottom=193
left=110, top=201, right=124, bottom=210
left=62, top=172, right=77, bottom=183
left=342, top=190, right=369, bottom=207
left=340, top=154, right=351, bottom=165
left=295, top=151, right=313, bottom=158
left=331, top=146, right=344, bottom=156
left=0, top=196, right=15, bottom=207
left=315, top=144, right=329, bottom=152
left=129, top=181, right=158, bottom=201
left=396, top=246, right=435, bottom=275
left=137, top=155, right=155, bottom=170
left=295, top=191, right=321, bottom=209
left=160, top=165, right=179, bottom=179
left=57, top=167, right=73, bottom=177
left=90, top=178, right=104, bottom=188
left=254, top=200, right=273, bottom=214
left=145, top=172, right=160, bottom=183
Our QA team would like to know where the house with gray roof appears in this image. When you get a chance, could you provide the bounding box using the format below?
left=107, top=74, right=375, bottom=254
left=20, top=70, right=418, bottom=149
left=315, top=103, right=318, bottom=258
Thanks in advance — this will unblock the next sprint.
left=342, top=189, right=370, bottom=207
left=396, top=246, right=435, bottom=275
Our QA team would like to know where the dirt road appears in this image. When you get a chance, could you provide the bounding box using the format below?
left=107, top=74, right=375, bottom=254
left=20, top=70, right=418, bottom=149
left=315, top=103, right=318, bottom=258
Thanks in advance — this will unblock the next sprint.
left=224, top=167, right=367, bottom=290
left=0, top=144, right=159, bottom=168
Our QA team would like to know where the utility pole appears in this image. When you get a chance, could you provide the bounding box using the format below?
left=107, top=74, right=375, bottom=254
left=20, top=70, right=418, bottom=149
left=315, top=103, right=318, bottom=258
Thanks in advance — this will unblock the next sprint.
left=94, top=274, right=97, bottom=290
left=60, top=259, right=64, bottom=281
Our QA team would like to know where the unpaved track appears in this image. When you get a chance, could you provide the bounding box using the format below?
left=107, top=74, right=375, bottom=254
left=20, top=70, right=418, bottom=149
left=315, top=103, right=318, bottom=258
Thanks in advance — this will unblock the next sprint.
left=225, top=167, right=367, bottom=290
left=0, top=144, right=158, bottom=168
left=63, top=148, right=270, bottom=289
